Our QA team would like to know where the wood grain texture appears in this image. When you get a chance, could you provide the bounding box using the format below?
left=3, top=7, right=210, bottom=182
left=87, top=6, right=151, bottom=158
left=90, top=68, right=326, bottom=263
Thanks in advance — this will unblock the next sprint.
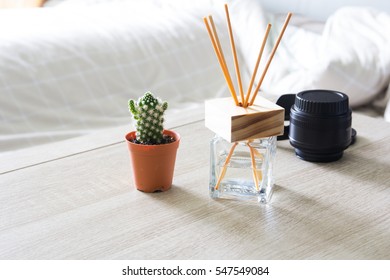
left=205, top=96, right=284, bottom=142
left=0, top=113, right=389, bottom=259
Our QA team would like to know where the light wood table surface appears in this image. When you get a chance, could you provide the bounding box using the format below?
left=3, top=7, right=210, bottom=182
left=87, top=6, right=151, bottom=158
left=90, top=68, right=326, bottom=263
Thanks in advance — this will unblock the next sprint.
left=1, top=113, right=389, bottom=259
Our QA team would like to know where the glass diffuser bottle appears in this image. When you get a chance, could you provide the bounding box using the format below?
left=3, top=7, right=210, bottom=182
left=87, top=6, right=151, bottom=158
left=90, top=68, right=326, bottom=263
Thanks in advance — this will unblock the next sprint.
left=205, top=96, right=284, bottom=204
left=209, top=134, right=276, bottom=203
left=202, top=4, right=291, bottom=204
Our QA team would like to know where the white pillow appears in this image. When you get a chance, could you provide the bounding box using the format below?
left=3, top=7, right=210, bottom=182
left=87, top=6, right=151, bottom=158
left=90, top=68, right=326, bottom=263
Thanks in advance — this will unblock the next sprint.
left=236, top=5, right=390, bottom=107
left=312, top=7, right=390, bottom=106
left=259, top=0, right=390, bottom=21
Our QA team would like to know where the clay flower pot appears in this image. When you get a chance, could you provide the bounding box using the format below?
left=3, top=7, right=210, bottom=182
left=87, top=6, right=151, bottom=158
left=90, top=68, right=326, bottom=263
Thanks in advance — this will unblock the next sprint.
left=125, top=129, right=180, bottom=193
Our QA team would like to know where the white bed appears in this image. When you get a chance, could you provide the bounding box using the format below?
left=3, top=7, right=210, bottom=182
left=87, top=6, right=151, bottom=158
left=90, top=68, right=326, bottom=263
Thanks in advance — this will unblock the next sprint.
left=0, top=0, right=389, bottom=154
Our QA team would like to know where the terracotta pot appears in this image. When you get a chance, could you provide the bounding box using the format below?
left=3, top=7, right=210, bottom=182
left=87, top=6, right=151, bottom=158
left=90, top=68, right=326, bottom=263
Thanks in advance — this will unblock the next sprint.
left=125, top=130, right=180, bottom=193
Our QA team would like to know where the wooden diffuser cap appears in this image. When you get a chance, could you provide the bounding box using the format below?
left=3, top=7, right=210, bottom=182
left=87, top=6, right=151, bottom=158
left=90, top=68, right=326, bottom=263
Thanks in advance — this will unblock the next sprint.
left=205, top=96, right=284, bottom=142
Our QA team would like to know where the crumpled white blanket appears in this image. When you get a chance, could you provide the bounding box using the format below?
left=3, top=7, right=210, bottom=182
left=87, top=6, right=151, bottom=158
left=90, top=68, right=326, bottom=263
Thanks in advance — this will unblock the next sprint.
left=237, top=4, right=390, bottom=111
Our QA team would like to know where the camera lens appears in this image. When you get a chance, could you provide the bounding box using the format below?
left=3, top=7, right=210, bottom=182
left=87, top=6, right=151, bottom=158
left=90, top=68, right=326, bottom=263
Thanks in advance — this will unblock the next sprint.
left=289, top=90, right=352, bottom=162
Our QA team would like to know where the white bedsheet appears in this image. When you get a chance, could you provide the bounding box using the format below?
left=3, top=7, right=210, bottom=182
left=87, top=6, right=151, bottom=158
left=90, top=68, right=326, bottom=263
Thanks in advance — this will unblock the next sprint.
left=0, top=1, right=230, bottom=153
left=1, top=0, right=389, bottom=154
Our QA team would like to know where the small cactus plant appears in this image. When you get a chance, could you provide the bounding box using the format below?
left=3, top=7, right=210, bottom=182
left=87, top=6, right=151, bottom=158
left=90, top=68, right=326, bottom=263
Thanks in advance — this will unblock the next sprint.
left=128, top=91, right=168, bottom=145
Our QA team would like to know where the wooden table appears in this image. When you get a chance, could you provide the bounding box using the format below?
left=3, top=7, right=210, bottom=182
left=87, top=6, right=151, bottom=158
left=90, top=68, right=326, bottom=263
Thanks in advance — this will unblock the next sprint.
left=1, top=112, right=389, bottom=259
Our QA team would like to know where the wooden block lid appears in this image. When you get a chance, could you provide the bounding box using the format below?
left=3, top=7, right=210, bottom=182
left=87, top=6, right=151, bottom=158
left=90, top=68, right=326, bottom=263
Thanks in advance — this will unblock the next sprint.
left=205, top=96, right=284, bottom=142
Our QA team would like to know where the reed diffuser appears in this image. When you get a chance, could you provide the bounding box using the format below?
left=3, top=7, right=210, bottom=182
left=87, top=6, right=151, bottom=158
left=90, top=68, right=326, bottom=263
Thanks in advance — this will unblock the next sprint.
left=203, top=4, right=292, bottom=204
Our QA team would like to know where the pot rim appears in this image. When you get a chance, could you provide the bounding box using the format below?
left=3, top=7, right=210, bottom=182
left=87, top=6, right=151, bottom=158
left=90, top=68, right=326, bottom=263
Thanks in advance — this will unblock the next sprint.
left=125, top=129, right=180, bottom=146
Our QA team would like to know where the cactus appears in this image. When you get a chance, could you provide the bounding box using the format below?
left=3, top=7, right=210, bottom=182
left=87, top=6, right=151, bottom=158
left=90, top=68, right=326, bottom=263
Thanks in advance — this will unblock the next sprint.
left=128, top=91, right=168, bottom=144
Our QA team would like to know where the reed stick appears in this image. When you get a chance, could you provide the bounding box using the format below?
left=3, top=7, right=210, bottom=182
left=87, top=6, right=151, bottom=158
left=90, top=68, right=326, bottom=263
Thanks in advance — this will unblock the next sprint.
left=208, top=15, right=239, bottom=106
left=208, top=16, right=228, bottom=79
left=248, top=144, right=260, bottom=191
left=243, top=24, right=272, bottom=107
left=250, top=145, right=264, bottom=183
left=224, top=4, right=245, bottom=106
left=203, top=17, right=239, bottom=106
left=249, top=12, right=292, bottom=105
left=214, top=142, right=238, bottom=190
